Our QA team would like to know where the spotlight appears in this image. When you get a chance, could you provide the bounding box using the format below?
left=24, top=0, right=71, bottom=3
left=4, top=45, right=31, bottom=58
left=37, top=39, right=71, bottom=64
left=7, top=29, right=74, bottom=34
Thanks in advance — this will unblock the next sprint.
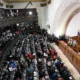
left=29, top=11, right=33, bottom=15
left=16, top=23, right=19, bottom=26
left=17, top=10, right=18, bottom=12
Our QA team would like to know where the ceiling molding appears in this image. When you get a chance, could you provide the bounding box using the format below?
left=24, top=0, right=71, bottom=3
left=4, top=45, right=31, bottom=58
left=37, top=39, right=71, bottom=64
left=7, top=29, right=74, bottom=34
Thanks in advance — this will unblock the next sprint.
left=40, top=3, right=47, bottom=7
left=3, top=0, right=46, bottom=3
left=0, top=2, right=3, bottom=6
left=48, top=0, right=51, bottom=4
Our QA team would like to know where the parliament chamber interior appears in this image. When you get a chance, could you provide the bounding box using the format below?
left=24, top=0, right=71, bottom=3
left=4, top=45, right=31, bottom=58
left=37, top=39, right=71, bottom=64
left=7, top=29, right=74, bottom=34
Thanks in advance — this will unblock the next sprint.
left=0, top=0, right=80, bottom=80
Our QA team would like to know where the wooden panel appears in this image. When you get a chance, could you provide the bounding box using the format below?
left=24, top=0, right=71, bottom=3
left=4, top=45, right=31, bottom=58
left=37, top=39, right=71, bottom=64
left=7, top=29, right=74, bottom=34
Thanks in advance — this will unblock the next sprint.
left=48, top=0, right=51, bottom=4
left=71, top=36, right=80, bottom=44
left=59, top=41, right=80, bottom=73
left=0, top=2, right=3, bottom=6
left=74, top=44, right=80, bottom=52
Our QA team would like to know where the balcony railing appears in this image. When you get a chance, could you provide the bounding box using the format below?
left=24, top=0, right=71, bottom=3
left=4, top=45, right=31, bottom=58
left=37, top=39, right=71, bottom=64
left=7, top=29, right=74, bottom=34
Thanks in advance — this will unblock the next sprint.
left=0, top=15, right=38, bottom=27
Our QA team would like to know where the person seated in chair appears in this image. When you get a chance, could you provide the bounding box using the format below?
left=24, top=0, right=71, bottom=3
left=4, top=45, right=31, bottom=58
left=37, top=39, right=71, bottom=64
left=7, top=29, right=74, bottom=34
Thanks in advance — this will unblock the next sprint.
left=9, top=59, right=16, bottom=68
left=39, top=68, right=45, bottom=80
left=68, top=38, right=73, bottom=46
left=52, top=55, right=57, bottom=61
left=58, top=76, right=62, bottom=80
left=28, top=53, right=34, bottom=62
left=51, top=73, right=58, bottom=80
left=72, top=40, right=76, bottom=47
left=49, top=48, right=55, bottom=57
left=8, top=64, right=16, bottom=71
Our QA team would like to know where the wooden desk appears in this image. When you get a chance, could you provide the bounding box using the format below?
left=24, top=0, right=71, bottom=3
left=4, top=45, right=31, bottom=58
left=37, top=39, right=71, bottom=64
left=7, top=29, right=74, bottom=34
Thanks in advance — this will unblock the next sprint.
left=59, top=41, right=80, bottom=73
left=71, top=36, right=80, bottom=44
left=73, top=43, right=80, bottom=52
left=71, top=36, right=80, bottom=52
left=75, top=54, right=80, bottom=66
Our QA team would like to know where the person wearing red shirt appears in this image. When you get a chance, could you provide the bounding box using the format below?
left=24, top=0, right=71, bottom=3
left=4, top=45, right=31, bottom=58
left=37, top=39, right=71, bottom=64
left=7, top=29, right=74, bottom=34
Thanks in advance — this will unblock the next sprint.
left=50, top=48, right=54, bottom=57
left=52, top=55, right=57, bottom=61
left=28, top=53, right=34, bottom=60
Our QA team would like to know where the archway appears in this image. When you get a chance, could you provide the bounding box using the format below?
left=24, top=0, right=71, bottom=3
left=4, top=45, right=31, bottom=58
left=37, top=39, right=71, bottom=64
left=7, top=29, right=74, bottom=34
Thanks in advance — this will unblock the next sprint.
left=49, top=0, right=80, bottom=37
left=65, top=8, right=80, bottom=36
left=55, top=3, right=80, bottom=37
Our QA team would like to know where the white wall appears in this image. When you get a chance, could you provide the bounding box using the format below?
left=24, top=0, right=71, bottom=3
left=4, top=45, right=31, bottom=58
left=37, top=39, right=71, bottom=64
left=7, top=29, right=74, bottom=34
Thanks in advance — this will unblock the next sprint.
left=40, top=6, right=47, bottom=29
left=46, top=0, right=63, bottom=34
left=46, top=0, right=80, bottom=38
left=9, top=2, right=46, bottom=28
left=66, top=12, right=80, bottom=37
left=55, top=3, right=80, bottom=37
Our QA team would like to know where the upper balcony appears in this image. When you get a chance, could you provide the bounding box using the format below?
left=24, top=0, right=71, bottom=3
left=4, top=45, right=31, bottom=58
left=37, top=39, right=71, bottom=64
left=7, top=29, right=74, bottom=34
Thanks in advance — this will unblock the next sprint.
left=0, top=8, right=38, bottom=27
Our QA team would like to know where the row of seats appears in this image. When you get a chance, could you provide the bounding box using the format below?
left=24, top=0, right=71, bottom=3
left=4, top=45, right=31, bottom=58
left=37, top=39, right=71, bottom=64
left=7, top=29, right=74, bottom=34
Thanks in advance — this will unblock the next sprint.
left=0, top=37, right=24, bottom=80
left=0, top=33, right=74, bottom=80
left=0, top=29, right=14, bottom=51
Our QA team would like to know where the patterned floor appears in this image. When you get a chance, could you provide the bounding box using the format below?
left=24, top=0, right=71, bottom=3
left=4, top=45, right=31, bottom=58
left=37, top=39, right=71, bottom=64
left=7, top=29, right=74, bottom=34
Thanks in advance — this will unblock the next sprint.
left=51, top=43, right=80, bottom=80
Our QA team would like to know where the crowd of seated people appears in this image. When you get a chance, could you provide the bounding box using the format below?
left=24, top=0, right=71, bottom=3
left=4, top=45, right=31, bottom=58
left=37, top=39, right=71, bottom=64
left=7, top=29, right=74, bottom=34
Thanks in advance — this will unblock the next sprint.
left=4, top=10, right=26, bottom=18
left=47, top=34, right=59, bottom=44
left=0, top=9, right=18, bottom=19
left=0, top=27, right=22, bottom=51
left=59, top=34, right=68, bottom=42
left=0, top=29, right=15, bottom=53
left=0, top=32, right=74, bottom=80
left=0, top=8, right=37, bottom=19
left=0, top=22, right=41, bottom=58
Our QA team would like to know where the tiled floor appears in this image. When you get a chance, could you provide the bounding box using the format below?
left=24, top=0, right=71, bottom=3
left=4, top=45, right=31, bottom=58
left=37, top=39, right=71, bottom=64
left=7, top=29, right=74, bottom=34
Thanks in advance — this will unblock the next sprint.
left=51, top=43, right=80, bottom=80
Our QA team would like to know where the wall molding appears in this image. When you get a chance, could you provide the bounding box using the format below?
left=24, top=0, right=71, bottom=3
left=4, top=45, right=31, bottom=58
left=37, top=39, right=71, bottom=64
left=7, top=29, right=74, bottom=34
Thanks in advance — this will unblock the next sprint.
left=6, top=5, right=14, bottom=8
left=47, top=0, right=51, bottom=4
left=40, top=0, right=51, bottom=7
left=40, top=3, right=47, bottom=7
left=0, top=2, right=3, bottom=6
left=65, top=8, right=80, bottom=34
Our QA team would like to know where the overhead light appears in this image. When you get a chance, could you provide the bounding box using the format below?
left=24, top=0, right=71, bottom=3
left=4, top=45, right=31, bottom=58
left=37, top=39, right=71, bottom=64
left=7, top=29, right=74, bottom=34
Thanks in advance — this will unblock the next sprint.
left=29, top=11, right=33, bottom=15
left=16, top=23, right=19, bottom=26
left=17, top=10, right=18, bottom=12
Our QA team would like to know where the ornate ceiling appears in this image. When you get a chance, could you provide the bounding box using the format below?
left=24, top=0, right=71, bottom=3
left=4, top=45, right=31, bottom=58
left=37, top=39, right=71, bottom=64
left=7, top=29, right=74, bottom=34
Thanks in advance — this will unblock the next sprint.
left=3, top=0, right=46, bottom=3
